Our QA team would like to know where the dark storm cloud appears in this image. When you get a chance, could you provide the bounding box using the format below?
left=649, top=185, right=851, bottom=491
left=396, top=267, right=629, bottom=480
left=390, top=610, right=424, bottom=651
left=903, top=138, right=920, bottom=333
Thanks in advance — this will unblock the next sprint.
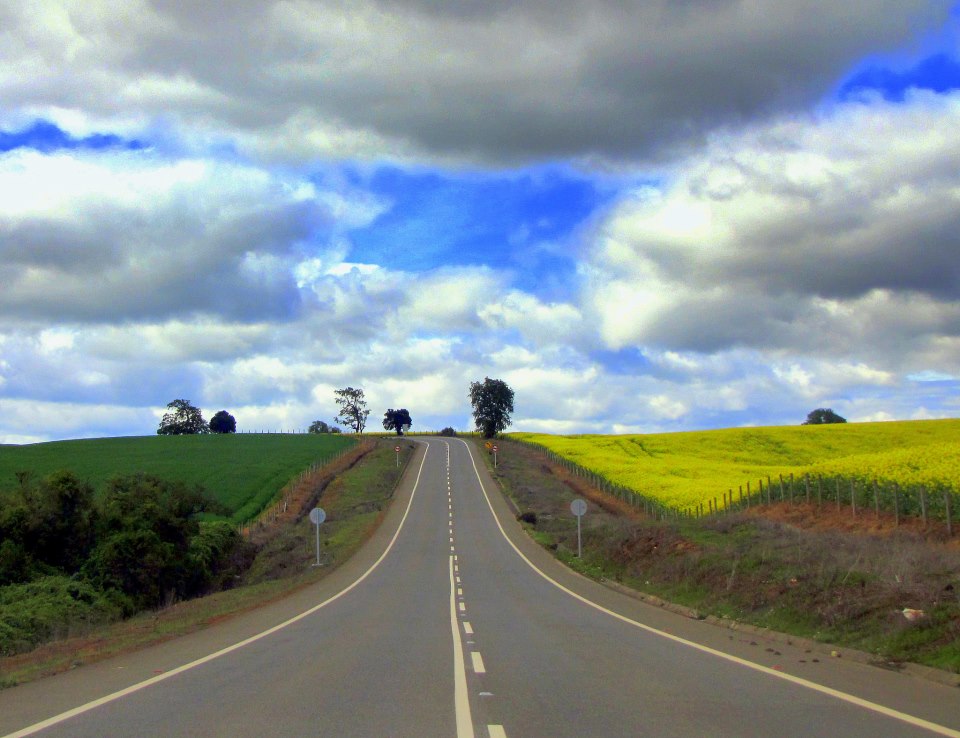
left=1, top=1, right=949, bottom=163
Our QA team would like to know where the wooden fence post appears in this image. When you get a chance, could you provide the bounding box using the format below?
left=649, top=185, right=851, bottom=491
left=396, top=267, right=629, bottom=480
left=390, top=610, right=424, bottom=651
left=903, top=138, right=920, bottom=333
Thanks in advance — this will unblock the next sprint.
left=850, top=479, right=856, bottom=518
left=946, top=492, right=953, bottom=537
left=804, top=474, right=810, bottom=505
left=894, top=483, right=900, bottom=526
left=920, top=486, right=928, bottom=528
left=817, top=475, right=823, bottom=508
left=873, top=480, right=879, bottom=520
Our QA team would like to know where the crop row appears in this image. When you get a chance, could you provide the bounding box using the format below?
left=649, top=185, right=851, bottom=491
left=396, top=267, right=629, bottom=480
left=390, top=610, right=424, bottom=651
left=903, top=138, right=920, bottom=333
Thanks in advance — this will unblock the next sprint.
left=509, top=420, right=960, bottom=531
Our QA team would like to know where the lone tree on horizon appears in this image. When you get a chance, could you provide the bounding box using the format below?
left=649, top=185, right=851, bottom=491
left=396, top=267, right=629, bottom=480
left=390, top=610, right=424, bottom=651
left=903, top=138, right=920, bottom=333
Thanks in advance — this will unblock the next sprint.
left=469, top=377, right=514, bottom=439
left=803, top=408, right=847, bottom=425
left=382, top=408, right=413, bottom=436
left=334, top=387, right=370, bottom=433
left=209, top=410, right=237, bottom=434
left=157, top=399, right=208, bottom=435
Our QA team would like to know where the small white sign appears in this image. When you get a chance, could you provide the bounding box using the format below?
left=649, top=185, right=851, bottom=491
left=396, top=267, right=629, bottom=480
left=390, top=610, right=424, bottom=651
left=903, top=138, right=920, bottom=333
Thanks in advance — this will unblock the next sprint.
left=309, top=507, right=326, bottom=525
left=570, top=499, right=587, bottom=517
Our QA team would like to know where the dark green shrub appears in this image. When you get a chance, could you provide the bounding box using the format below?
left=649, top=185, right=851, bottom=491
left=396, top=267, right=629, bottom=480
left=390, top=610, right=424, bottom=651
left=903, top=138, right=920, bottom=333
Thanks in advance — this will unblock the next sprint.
left=187, top=521, right=255, bottom=595
left=0, top=575, right=124, bottom=656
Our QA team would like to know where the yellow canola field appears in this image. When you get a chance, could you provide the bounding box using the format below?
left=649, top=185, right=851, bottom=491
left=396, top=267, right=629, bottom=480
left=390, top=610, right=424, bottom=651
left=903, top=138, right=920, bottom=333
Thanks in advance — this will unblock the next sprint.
left=511, top=419, right=960, bottom=510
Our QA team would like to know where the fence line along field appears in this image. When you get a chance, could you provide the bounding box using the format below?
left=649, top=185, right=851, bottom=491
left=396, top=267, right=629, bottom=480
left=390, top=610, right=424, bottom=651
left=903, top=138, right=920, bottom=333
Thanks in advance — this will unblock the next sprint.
left=0, top=434, right=356, bottom=523
left=511, top=418, right=960, bottom=517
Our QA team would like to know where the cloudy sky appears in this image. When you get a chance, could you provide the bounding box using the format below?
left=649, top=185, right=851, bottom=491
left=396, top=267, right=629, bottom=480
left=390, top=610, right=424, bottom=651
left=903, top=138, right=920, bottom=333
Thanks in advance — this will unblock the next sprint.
left=2, top=1, right=960, bottom=443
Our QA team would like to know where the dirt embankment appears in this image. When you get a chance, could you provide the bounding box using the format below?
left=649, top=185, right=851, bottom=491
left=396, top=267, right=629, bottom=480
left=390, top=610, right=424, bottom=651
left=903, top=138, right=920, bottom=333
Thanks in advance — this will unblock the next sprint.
left=243, top=440, right=375, bottom=545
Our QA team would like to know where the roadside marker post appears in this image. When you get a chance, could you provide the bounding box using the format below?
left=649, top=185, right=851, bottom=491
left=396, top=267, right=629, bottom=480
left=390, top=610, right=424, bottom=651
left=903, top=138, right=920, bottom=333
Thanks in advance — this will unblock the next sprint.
left=570, top=498, right=587, bottom=558
left=395, top=445, right=400, bottom=467
left=493, top=444, right=498, bottom=468
left=309, top=507, right=326, bottom=566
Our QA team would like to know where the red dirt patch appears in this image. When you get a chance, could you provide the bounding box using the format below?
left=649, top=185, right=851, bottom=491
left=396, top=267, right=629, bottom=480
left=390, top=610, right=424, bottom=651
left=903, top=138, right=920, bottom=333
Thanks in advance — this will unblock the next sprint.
left=744, top=502, right=960, bottom=548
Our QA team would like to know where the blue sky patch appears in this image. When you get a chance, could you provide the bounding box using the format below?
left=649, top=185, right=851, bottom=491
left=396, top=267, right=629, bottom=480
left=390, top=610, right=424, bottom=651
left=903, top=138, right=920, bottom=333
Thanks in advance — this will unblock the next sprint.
left=589, top=348, right=654, bottom=376
left=0, top=119, right=145, bottom=153
left=343, top=166, right=611, bottom=299
left=839, top=53, right=960, bottom=101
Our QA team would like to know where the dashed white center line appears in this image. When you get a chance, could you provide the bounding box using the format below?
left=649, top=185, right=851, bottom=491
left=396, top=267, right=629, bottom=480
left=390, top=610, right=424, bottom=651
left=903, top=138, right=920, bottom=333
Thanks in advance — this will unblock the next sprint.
left=471, top=652, right=486, bottom=674
left=457, top=587, right=463, bottom=596
left=463, top=622, right=473, bottom=635
left=487, top=725, right=507, bottom=738
left=459, top=601, right=466, bottom=613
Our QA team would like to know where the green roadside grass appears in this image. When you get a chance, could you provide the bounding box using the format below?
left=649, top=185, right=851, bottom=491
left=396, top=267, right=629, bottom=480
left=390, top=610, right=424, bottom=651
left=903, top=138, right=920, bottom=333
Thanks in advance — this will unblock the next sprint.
left=0, top=434, right=355, bottom=522
left=0, top=439, right=416, bottom=688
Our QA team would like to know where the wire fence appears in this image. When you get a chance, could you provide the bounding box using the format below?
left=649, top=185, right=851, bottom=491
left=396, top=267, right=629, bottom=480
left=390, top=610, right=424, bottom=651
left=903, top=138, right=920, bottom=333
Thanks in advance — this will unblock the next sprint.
left=509, top=438, right=958, bottom=535
left=698, top=472, right=957, bottom=534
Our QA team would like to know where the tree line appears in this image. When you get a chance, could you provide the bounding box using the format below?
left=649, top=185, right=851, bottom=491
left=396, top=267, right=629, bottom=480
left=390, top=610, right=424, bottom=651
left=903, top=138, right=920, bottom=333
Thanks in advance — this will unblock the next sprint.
left=155, top=376, right=515, bottom=439
left=0, top=472, right=252, bottom=617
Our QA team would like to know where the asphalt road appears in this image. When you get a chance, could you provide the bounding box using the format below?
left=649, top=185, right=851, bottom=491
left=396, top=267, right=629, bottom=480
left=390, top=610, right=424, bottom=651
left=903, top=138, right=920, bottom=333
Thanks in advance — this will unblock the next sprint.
left=2, top=438, right=960, bottom=737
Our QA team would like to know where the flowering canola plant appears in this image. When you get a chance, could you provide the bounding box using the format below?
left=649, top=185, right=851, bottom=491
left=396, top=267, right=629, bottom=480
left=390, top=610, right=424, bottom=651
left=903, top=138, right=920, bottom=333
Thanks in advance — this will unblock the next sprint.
left=511, top=419, right=960, bottom=510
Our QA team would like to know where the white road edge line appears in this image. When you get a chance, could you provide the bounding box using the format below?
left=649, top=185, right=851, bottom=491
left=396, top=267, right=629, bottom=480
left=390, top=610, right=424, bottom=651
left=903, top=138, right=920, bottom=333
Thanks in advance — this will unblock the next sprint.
left=3, top=443, right=434, bottom=738
left=458, top=439, right=960, bottom=738
left=451, top=556, right=476, bottom=738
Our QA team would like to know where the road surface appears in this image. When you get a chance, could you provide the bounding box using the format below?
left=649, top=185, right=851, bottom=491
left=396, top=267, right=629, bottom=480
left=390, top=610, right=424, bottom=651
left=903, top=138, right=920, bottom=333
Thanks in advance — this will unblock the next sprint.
left=2, top=438, right=959, bottom=737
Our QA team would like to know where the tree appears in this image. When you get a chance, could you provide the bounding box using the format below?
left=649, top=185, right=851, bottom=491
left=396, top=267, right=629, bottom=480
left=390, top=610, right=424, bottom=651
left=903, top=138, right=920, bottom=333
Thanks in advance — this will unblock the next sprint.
left=157, top=399, right=208, bottom=435
left=209, top=410, right=236, bottom=434
left=803, top=408, right=847, bottom=425
left=469, top=377, right=515, bottom=439
left=309, top=420, right=341, bottom=434
left=382, top=408, right=413, bottom=435
left=334, top=387, right=370, bottom=434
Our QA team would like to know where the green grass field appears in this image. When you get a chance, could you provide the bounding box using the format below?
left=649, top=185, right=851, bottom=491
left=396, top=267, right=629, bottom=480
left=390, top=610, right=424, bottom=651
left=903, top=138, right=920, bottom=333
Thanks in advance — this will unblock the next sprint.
left=512, top=418, right=960, bottom=510
left=0, top=434, right=356, bottom=522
